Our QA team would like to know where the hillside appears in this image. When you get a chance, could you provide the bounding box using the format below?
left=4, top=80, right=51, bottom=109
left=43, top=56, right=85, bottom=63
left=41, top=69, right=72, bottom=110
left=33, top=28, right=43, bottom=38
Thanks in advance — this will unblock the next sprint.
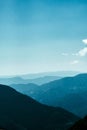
left=69, top=116, right=87, bottom=130
left=0, top=84, right=79, bottom=130
left=37, top=73, right=87, bottom=117
left=11, top=73, right=87, bottom=117
left=11, top=83, right=40, bottom=99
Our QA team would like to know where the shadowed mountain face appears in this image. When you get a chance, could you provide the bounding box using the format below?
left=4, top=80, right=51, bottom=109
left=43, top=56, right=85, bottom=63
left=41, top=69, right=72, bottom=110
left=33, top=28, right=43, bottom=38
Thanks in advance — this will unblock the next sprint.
left=0, top=84, right=79, bottom=130
left=69, top=116, right=87, bottom=130
left=11, top=73, right=87, bottom=117
left=38, top=74, right=87, bottom=117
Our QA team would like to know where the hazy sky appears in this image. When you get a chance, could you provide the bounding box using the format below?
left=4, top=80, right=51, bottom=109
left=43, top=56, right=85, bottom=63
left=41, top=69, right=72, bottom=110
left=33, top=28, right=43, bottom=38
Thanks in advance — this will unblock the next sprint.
left=0, top=0, right=87, bottom=75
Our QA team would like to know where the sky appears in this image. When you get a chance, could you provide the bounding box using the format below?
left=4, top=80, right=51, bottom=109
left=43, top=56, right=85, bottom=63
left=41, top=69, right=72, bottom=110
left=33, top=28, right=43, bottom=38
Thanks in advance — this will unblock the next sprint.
left=0, top=0, right=87, bottom=75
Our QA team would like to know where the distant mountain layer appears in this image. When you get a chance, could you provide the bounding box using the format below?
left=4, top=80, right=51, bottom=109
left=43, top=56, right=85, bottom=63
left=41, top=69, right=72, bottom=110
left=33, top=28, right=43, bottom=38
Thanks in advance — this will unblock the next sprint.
left=0, top=76, right=61, bottom=85
left=21, top=71, right=79, bottom=79
left=0, top=70, right=80, bottom=85
left=0, top=84, right=79, bottom=130
left=11, top=73, right=87, bottom=117
left=69, top=116, right=87, bottom=130
left=25, top=76, right=61, bottom=85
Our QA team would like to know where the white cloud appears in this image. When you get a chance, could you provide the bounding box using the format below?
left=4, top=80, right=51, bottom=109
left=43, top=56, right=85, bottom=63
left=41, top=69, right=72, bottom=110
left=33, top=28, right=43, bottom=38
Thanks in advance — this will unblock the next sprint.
left=82, top=39, right=87, bottom=45
left=62, top=39, right=87, bottom=58
left=62, top=53, right=68, bottom=56
left=70, top=60, right=79, bottom=65
left=78, top=47, right=87, bottom=56
left=72, top=53, right=78, bottom=56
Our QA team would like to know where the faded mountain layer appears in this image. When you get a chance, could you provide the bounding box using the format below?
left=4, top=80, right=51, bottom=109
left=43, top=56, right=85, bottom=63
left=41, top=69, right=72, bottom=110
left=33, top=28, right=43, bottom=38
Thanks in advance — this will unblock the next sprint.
left=23, top=76, right=61, bottom=85
left=21, top=71, right=79, bottom=79
left=0, top=76, right=61, bottom=85
left=0, top=84, right=79, bottom=130
left=11, top=73, right=87, bottom=117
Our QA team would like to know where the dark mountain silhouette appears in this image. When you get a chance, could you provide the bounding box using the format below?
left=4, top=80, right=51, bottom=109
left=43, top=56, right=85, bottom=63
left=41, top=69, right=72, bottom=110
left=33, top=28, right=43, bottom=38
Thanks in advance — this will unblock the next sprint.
left=11, top=73, right=87, bottom=117
left=0, top=84, right=79, bottom=130
left=69, top=116, right=87, bottom=130
left=0, top=116, right=27, bottom=130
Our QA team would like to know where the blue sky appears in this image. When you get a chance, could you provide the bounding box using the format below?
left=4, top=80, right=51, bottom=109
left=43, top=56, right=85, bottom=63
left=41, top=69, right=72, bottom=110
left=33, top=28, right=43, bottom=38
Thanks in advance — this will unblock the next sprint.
left=0, top=0, right=87, bottom=75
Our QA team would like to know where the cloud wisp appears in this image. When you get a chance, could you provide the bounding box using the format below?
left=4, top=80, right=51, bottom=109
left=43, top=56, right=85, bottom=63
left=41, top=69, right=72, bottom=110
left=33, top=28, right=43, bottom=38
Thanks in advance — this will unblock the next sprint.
left=72, top=47, right=87, bottom=57
left=62, top=39, right=87, bottom=66
left=70, top=60, right=79, bottom=65
left=78, top=47, right=87, bottom=57
left=82, top=39, right=87, bottom=45
left=61, top=53, right=69, bottom=56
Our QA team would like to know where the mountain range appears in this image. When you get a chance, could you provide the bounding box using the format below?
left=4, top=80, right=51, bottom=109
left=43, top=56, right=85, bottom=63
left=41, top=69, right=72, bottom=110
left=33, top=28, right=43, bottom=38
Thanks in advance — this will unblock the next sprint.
left=0, top=84, right=79, bottom=130
left=0, top=76, right=61, bottom=85
left=21, top=71, right=79, bottom=79
left=11, top=73, right=87, bottom=117
left=0, top=70, right=80, bottom=85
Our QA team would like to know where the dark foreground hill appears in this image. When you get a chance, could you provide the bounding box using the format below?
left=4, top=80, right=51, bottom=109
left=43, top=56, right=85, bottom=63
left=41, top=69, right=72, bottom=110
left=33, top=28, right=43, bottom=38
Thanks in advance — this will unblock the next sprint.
left=69, top=116, right=87, bottom=130
left=0, top=84, right=79, bottom=130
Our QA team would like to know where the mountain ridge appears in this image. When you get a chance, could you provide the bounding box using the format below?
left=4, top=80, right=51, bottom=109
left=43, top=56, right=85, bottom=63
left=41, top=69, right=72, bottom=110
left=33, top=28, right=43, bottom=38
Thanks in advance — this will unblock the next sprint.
left=11, top=73, right=87, bottom=117
left=0, top=84, right=79, bottom=130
